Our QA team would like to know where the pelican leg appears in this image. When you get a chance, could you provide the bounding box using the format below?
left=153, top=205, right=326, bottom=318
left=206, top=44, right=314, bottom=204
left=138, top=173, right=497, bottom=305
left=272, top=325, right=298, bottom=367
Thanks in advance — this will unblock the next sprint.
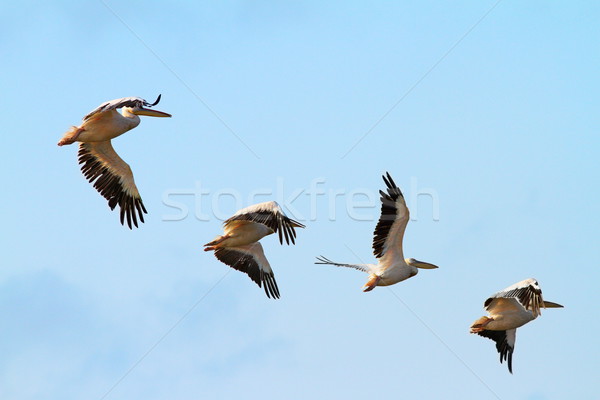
left=469, top=316, right=493, bottom=333
left=57, top=126, right=85, bottom=146
left=203, top=234, right=231, bottom=251
left=362, top=275, right=381, bottom=292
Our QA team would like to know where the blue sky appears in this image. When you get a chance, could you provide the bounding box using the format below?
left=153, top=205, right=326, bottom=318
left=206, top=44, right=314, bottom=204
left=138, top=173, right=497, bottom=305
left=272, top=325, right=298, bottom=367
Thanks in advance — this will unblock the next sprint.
left=1, top=1, right=598, bottom=399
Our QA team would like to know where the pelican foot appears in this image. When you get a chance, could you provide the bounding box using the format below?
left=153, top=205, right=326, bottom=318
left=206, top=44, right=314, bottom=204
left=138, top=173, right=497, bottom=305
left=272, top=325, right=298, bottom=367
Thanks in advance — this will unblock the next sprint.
left=204, top=234, right=230, bottom=247
left=57, top=137, right=75, bottom=146
left=57, top=127, right=85, bottom=146
left=362, top=275, right=381, bottom=292
left=469, top=316, right=492, bottom=333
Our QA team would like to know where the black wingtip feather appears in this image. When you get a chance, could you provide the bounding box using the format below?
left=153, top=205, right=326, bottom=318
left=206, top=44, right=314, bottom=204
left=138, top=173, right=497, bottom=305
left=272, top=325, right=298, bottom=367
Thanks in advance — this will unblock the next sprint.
left=372, top=172, right=407, bottom=258
left=214, top=247, right=280, bottom=300
left=262, top=272, right=280, bottom=299
left=78, top=144, right=146, bottom=229
left=476, top=329, right=514, bottom=374
left=225, top=208, right=303, bottom=246
left=315, top=255, right=330, bottom=264
left=383, top=171, right=398, bottom=190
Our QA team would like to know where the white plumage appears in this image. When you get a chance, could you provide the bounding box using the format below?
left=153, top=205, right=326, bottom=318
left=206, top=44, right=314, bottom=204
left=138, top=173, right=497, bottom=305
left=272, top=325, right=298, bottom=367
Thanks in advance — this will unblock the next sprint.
left=204, top=201, right=305, bottom=299
left=57, top=95, right=171, bottom=228
left=316, top=172, right=438, bottom=291
left=470, top=278, right=563, bottom=373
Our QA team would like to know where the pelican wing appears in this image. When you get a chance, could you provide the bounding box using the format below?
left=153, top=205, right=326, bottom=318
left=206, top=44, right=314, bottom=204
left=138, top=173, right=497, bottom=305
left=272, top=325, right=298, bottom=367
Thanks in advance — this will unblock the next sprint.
left=314, top=256, right=373, bottom=273
left=214, top=242, right=280, bottom=299
left=224, top=201, right=305, bottom=245
left=476, top=329, right=516, bottom=373
left=83, top=95, right=161, bottom=121
left=485, top=278, right=544, bottom=317
left=78, top=141, right=147, bottom=229
left=372, top=172, right=409, bottom=263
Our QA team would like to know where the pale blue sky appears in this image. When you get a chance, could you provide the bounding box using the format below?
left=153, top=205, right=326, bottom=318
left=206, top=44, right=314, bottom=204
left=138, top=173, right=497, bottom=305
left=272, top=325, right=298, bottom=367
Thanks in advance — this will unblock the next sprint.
left=1, top=1, right=598, bottom=399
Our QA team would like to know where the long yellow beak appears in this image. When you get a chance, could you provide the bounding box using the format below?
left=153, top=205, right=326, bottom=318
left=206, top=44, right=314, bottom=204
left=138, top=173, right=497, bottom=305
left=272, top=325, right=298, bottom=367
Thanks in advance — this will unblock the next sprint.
left=414, top=261, right=439, bottom=269
left=406, top=258, right=439, bottom=269
left=135, top=107, right=172, bottom=117
left=543, top=301, right=564, bottom=308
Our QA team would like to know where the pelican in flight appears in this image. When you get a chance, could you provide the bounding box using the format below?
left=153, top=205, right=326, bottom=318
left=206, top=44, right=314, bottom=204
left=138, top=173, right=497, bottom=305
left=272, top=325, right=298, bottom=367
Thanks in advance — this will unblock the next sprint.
left=204, top=201, right=305, bottom=299
left=470, top=278, right=563, bottom=373
left=315, top=172, right=438, bottom=291
left=57, top=95, right=171, bottom=228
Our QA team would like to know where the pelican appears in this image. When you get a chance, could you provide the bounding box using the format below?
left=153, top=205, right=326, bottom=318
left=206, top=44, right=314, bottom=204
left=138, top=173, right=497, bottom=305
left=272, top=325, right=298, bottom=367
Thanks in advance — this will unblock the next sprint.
left=57, top=95, right=171, bottom=228
left=315, top=172, right=438, bottom=291
left=470, top=278, right=563, bottom=373
left=204, top=201, right=305, bottom=299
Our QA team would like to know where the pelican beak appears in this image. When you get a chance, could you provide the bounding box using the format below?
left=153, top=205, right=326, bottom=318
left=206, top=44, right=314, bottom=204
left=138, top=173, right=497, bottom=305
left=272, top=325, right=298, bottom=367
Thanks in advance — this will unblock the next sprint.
left=134, top=108, right=172, bottom=117
left=415, top=262, right=439, bottom=269
left=407, top=258, right=439, bottom=269
left=543, top=301, right=564, bottom=308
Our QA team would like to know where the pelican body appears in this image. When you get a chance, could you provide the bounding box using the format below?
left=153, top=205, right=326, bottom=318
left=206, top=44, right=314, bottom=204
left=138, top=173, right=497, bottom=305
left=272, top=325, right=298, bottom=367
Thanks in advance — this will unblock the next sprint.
left=58, top=95, right=170, bottom=146
left=208, top=220, right=274, bottom=248
left=58, top=95, right=171, bottom=228
left=316, top=172, right=438, bottom=291
left=470, top=278, right=563, bottom=373
left=204, top=201, right=305, bottom=299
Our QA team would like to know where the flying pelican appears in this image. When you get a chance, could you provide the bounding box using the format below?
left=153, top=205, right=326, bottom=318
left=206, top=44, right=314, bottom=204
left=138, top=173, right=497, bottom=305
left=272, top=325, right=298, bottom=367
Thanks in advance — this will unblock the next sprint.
left=57, top=95, right=171, bottom=228
left=470, top=278, right=563, bottom=373
left=204, top=201, right=305, bottom=299
left=315, top=172, right=438, bottom=291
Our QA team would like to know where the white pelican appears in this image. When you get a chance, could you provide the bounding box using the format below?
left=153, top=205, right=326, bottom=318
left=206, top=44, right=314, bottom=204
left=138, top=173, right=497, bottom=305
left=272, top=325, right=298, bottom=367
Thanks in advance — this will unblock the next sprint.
left=470, top=278, right=563, bottom=373
left=204, top=201, right=305, bottom=299
left=57, top=95, right=171, bottom=228
left=315, top=172, right=438, bottom=291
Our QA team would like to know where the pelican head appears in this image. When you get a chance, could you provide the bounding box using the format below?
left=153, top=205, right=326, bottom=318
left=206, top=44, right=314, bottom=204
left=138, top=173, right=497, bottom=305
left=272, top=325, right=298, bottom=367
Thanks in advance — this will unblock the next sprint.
left=406, top=258, right=439, bottom=269
left=130, top=94, right=172, bottom=118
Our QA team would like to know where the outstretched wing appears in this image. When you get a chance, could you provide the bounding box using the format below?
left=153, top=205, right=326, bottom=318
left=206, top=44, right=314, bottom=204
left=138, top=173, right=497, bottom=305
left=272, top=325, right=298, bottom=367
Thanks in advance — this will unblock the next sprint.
left=214, top=242, right=280, bottom=299
left=83, top=95, right=161, bottom=121
left=485, top=278, right=545, bottom=317
left=476, top=329, right=516, bottom=374
left=314, top=256, right=373, bottom=274
left=78, top=141, right=147, bottom=229
left=372, top=172, right=409, bottom=264
left=224, top=201, right=305, bottom=245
